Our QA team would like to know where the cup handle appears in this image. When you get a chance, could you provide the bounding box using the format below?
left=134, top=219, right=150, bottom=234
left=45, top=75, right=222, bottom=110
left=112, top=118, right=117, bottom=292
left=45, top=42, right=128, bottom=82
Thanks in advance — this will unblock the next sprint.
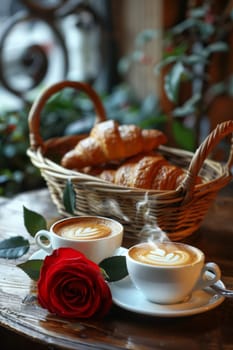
left=195, top=262, right=221, bottom=290
left=35, top=230, right=53, bottom=254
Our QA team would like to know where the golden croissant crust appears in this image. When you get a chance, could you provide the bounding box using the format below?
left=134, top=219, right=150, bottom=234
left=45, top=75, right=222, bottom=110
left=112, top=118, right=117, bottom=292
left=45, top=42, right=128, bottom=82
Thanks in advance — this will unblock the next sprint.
left=96, top=152, right=202, bottom=190
left=61, top=120, right=167, bottom=169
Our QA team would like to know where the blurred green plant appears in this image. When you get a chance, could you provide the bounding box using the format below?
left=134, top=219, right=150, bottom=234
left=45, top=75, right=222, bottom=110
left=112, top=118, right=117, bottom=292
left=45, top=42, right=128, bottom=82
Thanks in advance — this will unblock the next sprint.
left=0, top=108, right=39, bottom=196
left=118, top=0, right=233, bottom=148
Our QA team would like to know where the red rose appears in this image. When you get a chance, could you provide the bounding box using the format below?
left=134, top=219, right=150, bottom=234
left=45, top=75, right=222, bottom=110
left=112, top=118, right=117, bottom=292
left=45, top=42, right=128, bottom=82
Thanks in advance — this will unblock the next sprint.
left=37, top=247, right=112, bottom=319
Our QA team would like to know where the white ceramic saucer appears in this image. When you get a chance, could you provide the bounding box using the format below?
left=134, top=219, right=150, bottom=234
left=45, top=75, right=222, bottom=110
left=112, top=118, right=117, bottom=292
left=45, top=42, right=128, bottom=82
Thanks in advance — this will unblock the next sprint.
left=109, top=276, right=225, bottom=317
left=29, top=246, right=127, bottom=261
left=30, top=249, right=47, bottom=260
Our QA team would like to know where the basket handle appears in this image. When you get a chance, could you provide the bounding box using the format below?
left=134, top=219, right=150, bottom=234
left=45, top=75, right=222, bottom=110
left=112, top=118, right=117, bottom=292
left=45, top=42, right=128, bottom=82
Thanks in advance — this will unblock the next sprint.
left=180, top=120, right=233, bottom=201
left=28, top=80, right=107, bottom=150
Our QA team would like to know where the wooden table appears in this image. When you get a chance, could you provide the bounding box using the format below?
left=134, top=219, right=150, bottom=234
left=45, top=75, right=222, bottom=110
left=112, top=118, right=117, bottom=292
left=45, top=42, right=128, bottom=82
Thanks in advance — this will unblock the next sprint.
left=0, top=186, right=233, bottom=350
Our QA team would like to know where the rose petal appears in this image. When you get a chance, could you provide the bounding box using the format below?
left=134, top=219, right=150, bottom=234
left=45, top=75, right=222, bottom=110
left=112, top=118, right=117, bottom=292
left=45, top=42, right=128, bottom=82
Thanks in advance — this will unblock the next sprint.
left=37, top=247, right=112, bottom=319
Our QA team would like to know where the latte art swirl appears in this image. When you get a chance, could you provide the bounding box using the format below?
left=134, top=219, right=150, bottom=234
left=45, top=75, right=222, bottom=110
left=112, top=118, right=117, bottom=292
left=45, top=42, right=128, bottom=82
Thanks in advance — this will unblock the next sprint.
left=142, top=248, right=190, bottom=266
left=130, top=243, right=198, bottom=266
left=58, top=222, right=112, bottom=240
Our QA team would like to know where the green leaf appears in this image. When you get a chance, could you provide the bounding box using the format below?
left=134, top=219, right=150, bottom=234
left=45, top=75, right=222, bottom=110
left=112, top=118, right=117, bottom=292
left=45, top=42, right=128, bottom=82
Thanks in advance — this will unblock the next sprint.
left=135, top=29, right=159, bottom=47
left=0, top=236, right=30, bottom=259
left=63, top=179, right=76, bottom=214
left=18, top=259, right=43, bottom=281
left=23, top=206, right=47, bottom=237
left=170, top=18, right=196, bottom=35
left=198, top=22, right=215, bottom=40
left=173, top=92, right=201, bottom=117
left=153, top=55, right=179, bottom=74
left=207, top=81, right=228, bottom=98
left=118, top=56, right=132, bottom=74
left=164, top=62, right=185, bottom=103
left=99, top=256, right=128, bottom=282
left=204, top=42, right=229, bottom=57
left=189, top=6, right=207, bottom=18
left=172, top=121, right=195, bottom=151
left=183, top=54, right=207, bottom=65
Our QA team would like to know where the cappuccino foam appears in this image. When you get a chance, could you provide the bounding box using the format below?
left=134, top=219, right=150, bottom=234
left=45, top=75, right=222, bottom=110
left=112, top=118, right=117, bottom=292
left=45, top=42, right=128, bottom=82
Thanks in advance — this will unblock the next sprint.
left=55, top=219, right=112, bottom=240
left=129, top=243, right=199, bottom=266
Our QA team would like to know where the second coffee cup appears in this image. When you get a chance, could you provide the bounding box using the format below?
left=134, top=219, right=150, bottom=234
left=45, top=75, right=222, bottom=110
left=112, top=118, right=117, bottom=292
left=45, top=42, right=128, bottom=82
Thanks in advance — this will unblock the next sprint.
left=126, top=241, right=221, bottom=304
left=35, top=216, right=123, bottom=263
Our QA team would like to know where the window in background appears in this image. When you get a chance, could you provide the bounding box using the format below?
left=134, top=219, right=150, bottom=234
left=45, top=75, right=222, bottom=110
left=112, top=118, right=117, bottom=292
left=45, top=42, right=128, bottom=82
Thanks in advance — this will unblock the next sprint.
left=0, top=0, right=113, bottom=110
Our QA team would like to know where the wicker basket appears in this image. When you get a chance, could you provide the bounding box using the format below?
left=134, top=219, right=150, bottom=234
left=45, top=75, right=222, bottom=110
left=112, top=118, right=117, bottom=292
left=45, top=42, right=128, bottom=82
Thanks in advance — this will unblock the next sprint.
left=27, top=80, right=233, bottom=241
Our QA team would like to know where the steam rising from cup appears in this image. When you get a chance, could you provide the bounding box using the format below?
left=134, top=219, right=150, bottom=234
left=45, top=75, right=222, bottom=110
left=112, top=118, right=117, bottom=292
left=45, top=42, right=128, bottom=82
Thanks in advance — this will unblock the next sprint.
left=136, top=192, right=169, bottom=243
left=87, top=191, right=170, bottom=242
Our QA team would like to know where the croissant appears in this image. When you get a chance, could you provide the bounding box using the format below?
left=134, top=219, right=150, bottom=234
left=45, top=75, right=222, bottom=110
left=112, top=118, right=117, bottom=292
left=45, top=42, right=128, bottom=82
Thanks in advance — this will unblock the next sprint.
left=98, top=153, right=201, bottom=190
left=61, top=120, right=167, bottom=169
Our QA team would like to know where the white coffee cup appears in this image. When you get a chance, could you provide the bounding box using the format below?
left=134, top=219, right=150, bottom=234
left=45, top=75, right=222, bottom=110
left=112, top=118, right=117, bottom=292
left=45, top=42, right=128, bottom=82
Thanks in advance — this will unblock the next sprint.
left=35, top=216, right=123, bottom=263
left=126, top=241, right=221, bottom=304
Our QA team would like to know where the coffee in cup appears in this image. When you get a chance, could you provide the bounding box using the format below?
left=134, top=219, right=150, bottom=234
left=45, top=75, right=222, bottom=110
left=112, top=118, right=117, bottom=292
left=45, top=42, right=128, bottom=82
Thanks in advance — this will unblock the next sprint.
left=35, top=216, right=123, bottom=263
left=54, top=217, right=113, bottom=240
left=126, top=241, right=221, bottom=304
left=129, top=241, right=198, bottom=266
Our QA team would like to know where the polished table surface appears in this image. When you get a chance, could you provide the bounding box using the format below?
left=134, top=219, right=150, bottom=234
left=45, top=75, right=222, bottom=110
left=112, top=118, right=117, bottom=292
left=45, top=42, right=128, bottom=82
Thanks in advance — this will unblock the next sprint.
left=0, top=186, right=233, bottom=350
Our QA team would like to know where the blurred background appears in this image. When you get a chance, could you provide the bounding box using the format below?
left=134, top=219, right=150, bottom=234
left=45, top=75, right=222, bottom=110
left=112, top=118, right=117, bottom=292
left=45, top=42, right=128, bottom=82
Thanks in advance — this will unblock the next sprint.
left=0, top=0, right=232, bottom=196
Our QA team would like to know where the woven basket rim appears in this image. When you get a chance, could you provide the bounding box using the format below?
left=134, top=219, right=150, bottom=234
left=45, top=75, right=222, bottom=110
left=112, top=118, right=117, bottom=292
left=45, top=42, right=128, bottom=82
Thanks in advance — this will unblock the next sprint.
left=27, top=143, right=232, bottom=196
